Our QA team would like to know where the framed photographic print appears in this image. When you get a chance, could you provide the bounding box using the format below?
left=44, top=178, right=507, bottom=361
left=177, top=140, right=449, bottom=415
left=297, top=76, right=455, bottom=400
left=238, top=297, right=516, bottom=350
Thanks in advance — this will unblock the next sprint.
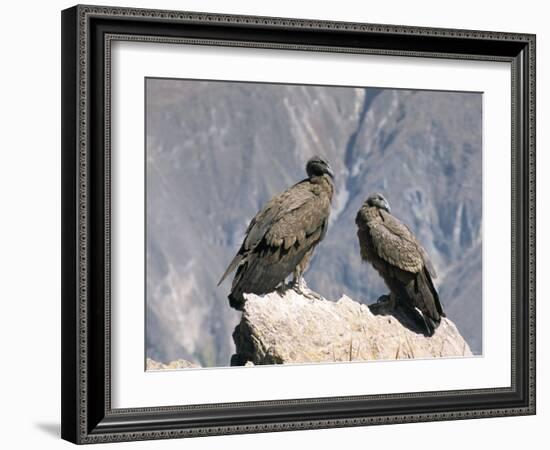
left=61, top=4, right=536, bottom=444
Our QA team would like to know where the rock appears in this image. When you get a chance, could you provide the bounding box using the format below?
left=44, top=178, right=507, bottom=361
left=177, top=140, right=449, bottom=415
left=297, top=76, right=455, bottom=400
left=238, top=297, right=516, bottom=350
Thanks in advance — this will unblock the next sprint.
left=232, top=290, right=472, bottom=365
left=146, top=357, right=200, bottom=370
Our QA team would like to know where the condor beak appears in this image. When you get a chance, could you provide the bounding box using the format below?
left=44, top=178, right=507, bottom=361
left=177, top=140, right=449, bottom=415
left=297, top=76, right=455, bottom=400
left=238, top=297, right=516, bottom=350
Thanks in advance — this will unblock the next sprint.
left=326, top=165, right=334, bottom=179
left=383, top=200, right=391, bottom=213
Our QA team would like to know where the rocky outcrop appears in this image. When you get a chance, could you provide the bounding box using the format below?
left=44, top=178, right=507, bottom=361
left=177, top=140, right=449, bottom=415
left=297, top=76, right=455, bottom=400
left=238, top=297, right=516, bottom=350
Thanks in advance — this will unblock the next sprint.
left=146, top=357, right=200, bottom=370
left=231, top=290, right=472, bottom=366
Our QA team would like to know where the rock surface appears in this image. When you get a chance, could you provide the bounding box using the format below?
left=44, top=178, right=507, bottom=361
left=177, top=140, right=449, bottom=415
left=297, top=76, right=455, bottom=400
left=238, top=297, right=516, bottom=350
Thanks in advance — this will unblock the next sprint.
left=232, top=290, right=472, bottom=365
left=146, top=357, right=200, bottom=370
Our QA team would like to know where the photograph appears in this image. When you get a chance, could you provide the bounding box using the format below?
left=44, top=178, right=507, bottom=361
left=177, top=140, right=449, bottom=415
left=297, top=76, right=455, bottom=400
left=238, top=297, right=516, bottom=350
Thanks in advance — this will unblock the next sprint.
left=0, top=0, right=543, bottom=445
left=144, top=78, right=482, bottom=370
left=58, top=4, right=536, bottom=444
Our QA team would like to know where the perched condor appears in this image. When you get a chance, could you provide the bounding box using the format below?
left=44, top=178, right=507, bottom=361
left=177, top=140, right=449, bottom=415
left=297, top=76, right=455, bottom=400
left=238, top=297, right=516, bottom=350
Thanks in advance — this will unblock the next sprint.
left=218, top=156, right=334, bottom=310
left=355, top=193, right=444, bottom=336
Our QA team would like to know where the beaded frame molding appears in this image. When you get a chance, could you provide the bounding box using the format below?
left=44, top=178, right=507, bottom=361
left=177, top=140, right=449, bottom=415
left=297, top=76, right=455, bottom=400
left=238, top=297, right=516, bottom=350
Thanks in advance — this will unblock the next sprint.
left=61, top=4, right=536, bottom=444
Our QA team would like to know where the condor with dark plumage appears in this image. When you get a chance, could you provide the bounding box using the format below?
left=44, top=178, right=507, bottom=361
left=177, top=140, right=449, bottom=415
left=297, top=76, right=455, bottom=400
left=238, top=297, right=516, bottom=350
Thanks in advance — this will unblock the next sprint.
left=219, top=156, right=334, bottom=310
left=355, top=193, right=444, bottom=336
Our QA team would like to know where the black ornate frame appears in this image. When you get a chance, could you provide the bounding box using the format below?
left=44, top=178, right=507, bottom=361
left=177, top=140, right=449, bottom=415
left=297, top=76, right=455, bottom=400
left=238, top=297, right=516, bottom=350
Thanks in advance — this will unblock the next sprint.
left=61, top=4, right=536, bottom=444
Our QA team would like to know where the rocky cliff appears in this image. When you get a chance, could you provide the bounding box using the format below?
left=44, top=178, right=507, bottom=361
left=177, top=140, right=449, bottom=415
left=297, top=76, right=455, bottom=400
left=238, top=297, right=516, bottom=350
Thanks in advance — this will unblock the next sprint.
left=231, top=290, right=472, bottom=366
left=146, top=357, right=199, bottom=370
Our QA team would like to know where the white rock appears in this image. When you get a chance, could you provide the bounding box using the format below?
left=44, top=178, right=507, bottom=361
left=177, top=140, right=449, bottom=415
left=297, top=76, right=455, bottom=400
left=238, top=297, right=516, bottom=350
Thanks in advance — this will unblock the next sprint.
left=232, top=290, right=472, bottom=365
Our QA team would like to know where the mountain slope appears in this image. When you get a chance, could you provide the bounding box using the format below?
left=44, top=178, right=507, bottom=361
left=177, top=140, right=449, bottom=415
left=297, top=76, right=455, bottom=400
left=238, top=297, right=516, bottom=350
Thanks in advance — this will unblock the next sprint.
left=145, top=79, right=482, bottom=366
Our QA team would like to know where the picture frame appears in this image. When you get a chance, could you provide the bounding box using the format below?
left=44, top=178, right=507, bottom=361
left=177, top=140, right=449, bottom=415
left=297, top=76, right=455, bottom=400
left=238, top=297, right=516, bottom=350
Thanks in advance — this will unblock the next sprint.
left=61, top=4, right=536, bottom=444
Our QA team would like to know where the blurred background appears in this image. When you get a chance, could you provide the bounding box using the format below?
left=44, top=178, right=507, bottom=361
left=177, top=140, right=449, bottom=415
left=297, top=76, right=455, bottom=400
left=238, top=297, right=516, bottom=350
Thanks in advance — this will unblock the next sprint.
left=145, top=78, right=482, bottom=367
